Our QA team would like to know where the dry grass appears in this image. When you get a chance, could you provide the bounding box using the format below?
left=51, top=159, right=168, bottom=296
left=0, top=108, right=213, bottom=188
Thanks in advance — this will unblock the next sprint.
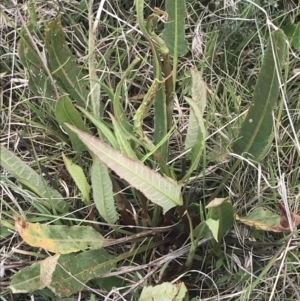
left=1, top=0, right=300, bottom=300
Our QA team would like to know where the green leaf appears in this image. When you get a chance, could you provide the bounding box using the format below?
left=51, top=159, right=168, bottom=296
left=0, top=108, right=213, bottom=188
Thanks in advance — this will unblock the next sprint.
left=113, top=57, right=140, bottom=133
left=9, top=240, right=165, bottom=297
left=138, top=282, right=187, bottom=301
left=180, top=95, right=206, bottom=182
left=193, top=198, right=234, bottom=241
left=14, top=217, right=105, bottom=254
left=76, top=106, right=119, bottom=149
left=0, top=145, right=69, bottom=213
left=10, top=262, right=43, bottom=294
left=0, top=224, right=11, bottom=239
left=193, top=220, right=211, bottom=240
left=10, top=249, right=115, bottom=297
left=232, top=30, right=286, bottom=160
left=62, top=153, right=90, bottom=204
left=18, top=30, right=57, bottom=100
left=87, top=7, right=101, bottom=117
left=206, top=197, right=234, bottom=240
left=153, top=79, right=167, bottom=160
left=91, top=157, right=118, bottom=224
left=162, top=0, right=188, bottom=88
left=65, top=124, right=183, bottom=213
left=109, top=113, right=138, bottom=160
left=174, top=282, right=188, bottom=301
left=94, top=276, right=125, bottom=292
left=180, top=69, right=207, bottom=183
left=184, top=68, right=207, bottom=151
left=161, top=0, right=188, bottom=56
left=49, top=250, right=114, bottom=296
left=283, top=23, right=300, bottom=49
left=44, top=15, right=89, bottom=107
left=236, top=207, right=281, bottom=231
left=55, top=96, right=91, bottom=152
left=205, top=218, right=219, bottom=242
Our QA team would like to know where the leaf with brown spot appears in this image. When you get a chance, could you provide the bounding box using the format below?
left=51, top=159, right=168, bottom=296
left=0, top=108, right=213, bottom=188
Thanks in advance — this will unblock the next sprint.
left=277, top=203, right=300, bottom=232
left=10, top=249, right=115, bottom=297
left=236, top=204, right=300, bottom=233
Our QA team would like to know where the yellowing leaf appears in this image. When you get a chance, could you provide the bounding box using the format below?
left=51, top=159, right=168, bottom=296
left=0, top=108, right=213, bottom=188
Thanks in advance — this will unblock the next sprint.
left=139, top=282, right=187, bottom=301
left=40, top=254, right=60, bottom=286
left=14, top=217, right=106, bottom=254
left=206, top=197, right=229, bottom=209
left=62, top=152, right=91, bottom=203
left=236, top=204, right=300, bottom=233
left=236, top=207, right=280, bottom=232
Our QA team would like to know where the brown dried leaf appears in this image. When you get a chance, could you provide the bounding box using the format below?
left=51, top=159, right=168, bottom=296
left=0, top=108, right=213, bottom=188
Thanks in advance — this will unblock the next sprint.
left=277, top=203, right=300, bottom=232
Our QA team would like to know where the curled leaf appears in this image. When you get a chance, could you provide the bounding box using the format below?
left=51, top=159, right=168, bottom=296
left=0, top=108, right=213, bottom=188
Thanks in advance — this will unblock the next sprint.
left=236, top=204, right=300, bottom=233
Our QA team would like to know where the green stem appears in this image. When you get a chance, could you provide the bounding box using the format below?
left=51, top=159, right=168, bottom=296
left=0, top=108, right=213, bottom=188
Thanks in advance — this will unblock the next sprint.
left=163, top=53, right=173, bottom=130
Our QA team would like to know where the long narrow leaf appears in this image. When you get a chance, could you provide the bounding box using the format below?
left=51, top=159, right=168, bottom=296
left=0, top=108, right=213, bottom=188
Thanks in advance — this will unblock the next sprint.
left=184, top=68, right=207, bottom=151
left=110, top=113, right=138, bottom=160
left=91, top=157, right=118, bottom=224
left=56, top=96, right=91, bottom=152
left=18, top=30, right=57, bottom=100
left=113, top=57, right=140, bottom=133
left=76, top=105, right=119, bottom=149
left=161, top=0, right=188, bottom=57
left=180, top=95, right=206, bottom=183
left=88, top=1, right=101, bottom=117
left=44, top=15, right=89, bottom=107
left=232, top=30, right=286, bottom=159
left=65, top=124, right=183, bottom=213
left=162, top=0, right=188, bottom=87
left=0, top=145, right=69, bottom=213
left=62, top=153, right=90, bottom=204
